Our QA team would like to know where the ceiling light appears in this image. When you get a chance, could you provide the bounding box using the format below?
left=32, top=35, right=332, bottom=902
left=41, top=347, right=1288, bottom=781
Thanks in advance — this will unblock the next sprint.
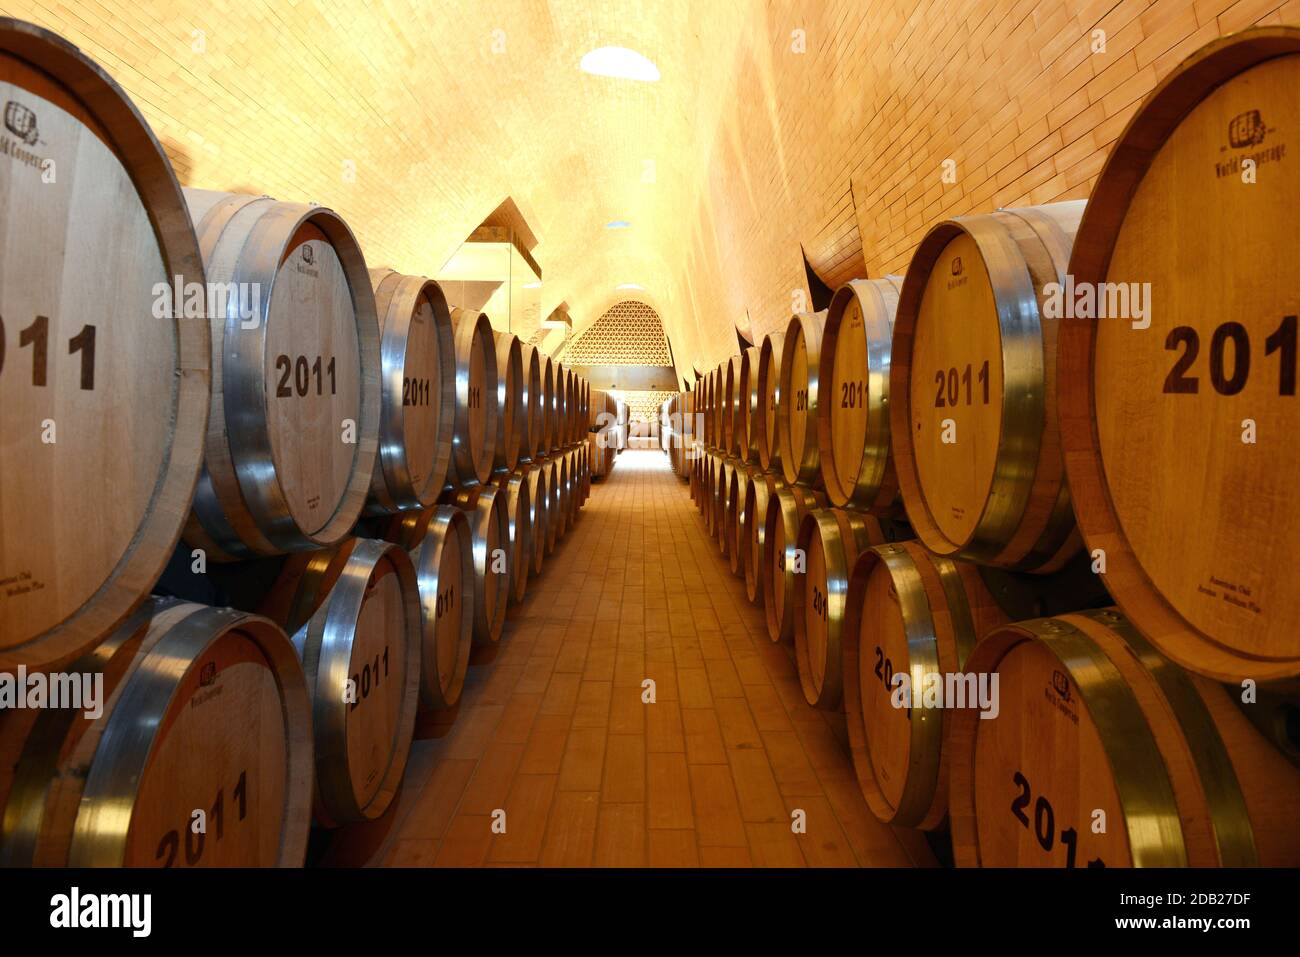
left=580, top=47, right=660, bottom=82
left=522, top=281, right=542, bottom=289
left=616, top=283, right=645, bottom=291
left=605, top=220, right=631, bottom=230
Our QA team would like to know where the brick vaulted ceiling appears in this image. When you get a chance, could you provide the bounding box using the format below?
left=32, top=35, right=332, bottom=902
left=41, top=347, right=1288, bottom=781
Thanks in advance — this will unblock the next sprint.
left=9, top=0, right=1287, bottom=373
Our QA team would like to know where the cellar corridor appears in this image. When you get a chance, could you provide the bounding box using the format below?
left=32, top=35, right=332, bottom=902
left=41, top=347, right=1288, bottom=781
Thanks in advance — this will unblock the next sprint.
left=320, top=450, right=932, bottom=867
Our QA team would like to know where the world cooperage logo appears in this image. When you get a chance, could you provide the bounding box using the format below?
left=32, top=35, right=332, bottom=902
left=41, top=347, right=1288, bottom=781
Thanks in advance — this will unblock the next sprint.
left=1228, top=109, right=1268, bottom=149
left=4, top=100, right=40, bottom=145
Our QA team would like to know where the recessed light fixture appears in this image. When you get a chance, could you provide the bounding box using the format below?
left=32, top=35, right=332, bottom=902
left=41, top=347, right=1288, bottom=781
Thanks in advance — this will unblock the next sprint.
left=580, top=46, right=660, bottom=82
left=605, top=220, right=631, bottom=230
left=616, top=283, right=645, bottom=291
left=522, top=281, right=542, bottom=289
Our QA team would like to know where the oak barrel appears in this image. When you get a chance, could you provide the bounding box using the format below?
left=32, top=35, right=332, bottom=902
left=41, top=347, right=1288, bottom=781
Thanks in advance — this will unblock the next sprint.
left=552, top=362, right=568, bottom=450
left=0, top=597, right=312, bottom=866
left=182, top=188, right=380, bottom=561
left=264, top=538, right=420, bottom=826
left=792, top=508, right=885, bottom=708
left=1059, top=28, right=1300, bottom=681
left=818, top=278, right=902, bottom=512
left=0, top=20, right=210, bottom=669
left=453, top=485, right=510, bottom=644
left=448, top=308, right=499, bottom=485
left=386, top=505, right=473, bottom=711
left=763, top=485, right=825, bottom=643
left=365, top=270, right=455, bottom=515
left=722, top=354, right=744, bottom=455
left=949, top=609, right=1300, bottom=866
left=891, top=200, right=1085, bottom=573
left=841, top=541, right=1008, bottom=828
left=778, top=311, right=829, bottom=486
left=518, top=343, right=544, bottom=460
left=540, top=353, right=556, bottom=452
left=491, top=331, right=523, bottom=473
left=756, top=332, right=786, bottom=474
left=524, top=465, right=550, bottom=575
left=736, top=346, right=762, bottom=464
left=742, top=470, right=784, bottom=605
left=493, top=469, right=533, bottom=604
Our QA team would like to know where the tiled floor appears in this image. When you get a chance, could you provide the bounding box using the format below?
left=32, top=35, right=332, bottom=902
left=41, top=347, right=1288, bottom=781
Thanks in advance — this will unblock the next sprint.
left=322, top=449, right=933, bottom=867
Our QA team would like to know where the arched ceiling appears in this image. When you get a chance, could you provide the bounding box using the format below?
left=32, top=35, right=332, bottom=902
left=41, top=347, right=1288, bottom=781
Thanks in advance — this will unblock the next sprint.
left=8, top=0, right=757, bottom=365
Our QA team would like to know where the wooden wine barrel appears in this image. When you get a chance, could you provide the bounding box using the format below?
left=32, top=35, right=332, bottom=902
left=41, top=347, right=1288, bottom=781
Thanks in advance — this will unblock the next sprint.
left=261, top=538, right=420, bottom=826
left=756, top=333, right=786, bottom=474
left=548, top=456, right=568, bottom=541
left=523, top=465, right=550, bottom=575
left=1060, top=28, right=1300, bottom=681
left=949, top=608, right=1300, bottom=866
left=452, top=485, right=510, bottom=643
left=447, top=308, right=498, bottom=485
left=385, top=505, right=473, bottom=711
left=722, top=354, right=744, bottom=455
left=714, top=363, right=729, bottom=448
left=181, top=189, right=380, bottom=561
left=539, top=353, right=556, bottom=453
left=493, top=470, right=532, bottom=604
left=714, top=457, right=740, bottom=552
left=0, top=21, right=210, bottom=670
left=763, top=485, right=826, bottom=643
left=701, top=370, right=714, bottom=448
left=582, top=441, right=593, bottom=504
left=699, top=454, right=715, bottom=532
left=669, top=392, right=695, bottom=478
left=588, top=431, right=615, bottom=481
left=570, top=448, right=585, bottom=522
left=689, top=441, right=701, bottom=506
left=365, top=270, right=455, bottom=515
left=554, top=454, right=572, bottom=537
left=742, top=471, right=784, bottom=605
left=891, top=200, right=1085, bottom=573
left=779, top=311, right=829, bottom=486
left=697, top=452, right=710, bottom=520
left=0, top=597, right=312, bottom=866
left=841, top=541, right=1008, bottom=828
left=699, top=452, right=712, bottom=522
left=517, top=343, right=543, bottom=461
left=491, top=331, right=523, bottom=474
left=818, top=278, right=902, bottom=512
left=727, top=464, right=755, bottom=579
left=792, top=508, right=886, bottom=708
left=534, top=458, right=558, bottom=556
left=567, top=369, right=580, bottom=446
left=736, top=346, right=762, bottom=464
left=552, top=362, right=568, bottom=450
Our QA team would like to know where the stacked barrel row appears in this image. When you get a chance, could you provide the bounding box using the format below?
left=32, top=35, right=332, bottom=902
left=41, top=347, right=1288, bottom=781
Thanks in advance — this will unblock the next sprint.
left=683, top=27, right=1300, bottom=868
left=587, top=388, right=626, bottom=479
left=0, top=19, right=596, bottom=867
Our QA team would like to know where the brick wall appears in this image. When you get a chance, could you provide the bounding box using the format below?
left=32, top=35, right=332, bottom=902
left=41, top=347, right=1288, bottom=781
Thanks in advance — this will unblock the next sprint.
left=680, top=0, right=1299, bottom=370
